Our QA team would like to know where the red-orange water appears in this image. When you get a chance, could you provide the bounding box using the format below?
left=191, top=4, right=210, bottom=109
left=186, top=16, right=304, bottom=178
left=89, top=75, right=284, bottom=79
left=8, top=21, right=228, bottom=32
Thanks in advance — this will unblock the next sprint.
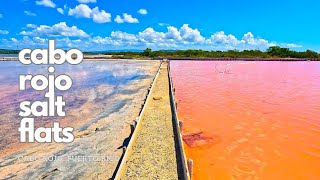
left=170, top=61, right=320, bottom=180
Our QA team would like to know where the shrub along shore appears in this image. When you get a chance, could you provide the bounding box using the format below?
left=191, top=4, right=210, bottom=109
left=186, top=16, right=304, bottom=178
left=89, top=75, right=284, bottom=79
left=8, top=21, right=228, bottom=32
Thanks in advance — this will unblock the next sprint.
left=1, top=46, right=319, bottom=60
left=107, top=46, right=320, bottom=60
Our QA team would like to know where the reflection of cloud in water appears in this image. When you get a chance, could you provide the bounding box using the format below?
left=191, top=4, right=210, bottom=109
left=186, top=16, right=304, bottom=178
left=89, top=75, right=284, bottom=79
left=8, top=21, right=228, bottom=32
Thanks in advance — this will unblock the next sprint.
left=85, top=84, right=115, bottom=102
left=65, top=70, right=89, bottom=82
left=87, top=89, right=97, bottom=102
left=0, top=60, right=159, bottom=168
left=0, top=61, right=148, bottom=86
left=95, top=64, right=142, bottom=77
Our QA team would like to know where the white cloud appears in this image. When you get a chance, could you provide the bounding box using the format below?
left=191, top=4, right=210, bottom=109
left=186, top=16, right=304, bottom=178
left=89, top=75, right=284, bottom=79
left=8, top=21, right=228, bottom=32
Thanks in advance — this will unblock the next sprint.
left=2, top=24, right=300, bottom=51
left=165, top=26, right=181, bottom=40
left=68, top=4, right=111, bottom=23
left=57, top=8, right=64, bottom=14
left=114, top=13, right=139, bottom=23
left=110, top=31, right=139, bottom=45
left=0, top=30, right=9, bottom=35
left=241, top=32, right=270, bottom=46
left=1, top=36, right=47, bottom=49
left=110, top=31, right=138, bottom=42
left=24, top=11, right=37, bottom=16
left=91, top=31, right=140, bottom=46
left=68, top=4, right=92, bottom=18
left=280, top=43, right=302, bottom=48
left=36, top=0, right=56, bottom=8
left=179, top=24, right=205, bottom=43
left=90, top=24, right=206, bottom=49
left=11, top=38, right=18, bottom=42
left=207, top=31, right=239, bottom=46
left=77, top=0, right=96, bottom=3
left=122, top=13, right=139, bottom=23
left=158, top=23, right=169, bottom=27
left=138, top=9, right=148, bottom=15
left=19, top=22, right=89, bottom=38
left=139, top=28, right=165, bottom=43
left=26, top=24, right=37, bottom=28
left=114, top=15, right=124, bottom=23
left=204, top=31, right=280, bottom=50
left=33, top=36, right=46, bottom=43
left=91, top=7, right=111, bottom=23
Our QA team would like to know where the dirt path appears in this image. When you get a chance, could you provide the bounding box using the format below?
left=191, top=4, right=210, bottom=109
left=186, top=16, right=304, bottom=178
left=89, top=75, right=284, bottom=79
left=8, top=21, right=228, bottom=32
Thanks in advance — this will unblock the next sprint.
left=118, top=61, right=179, bottom=179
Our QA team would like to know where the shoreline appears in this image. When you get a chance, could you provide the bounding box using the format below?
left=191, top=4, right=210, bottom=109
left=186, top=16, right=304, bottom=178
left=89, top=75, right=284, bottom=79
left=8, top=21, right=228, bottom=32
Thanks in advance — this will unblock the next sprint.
left=0, top=56, right=318, bottom=62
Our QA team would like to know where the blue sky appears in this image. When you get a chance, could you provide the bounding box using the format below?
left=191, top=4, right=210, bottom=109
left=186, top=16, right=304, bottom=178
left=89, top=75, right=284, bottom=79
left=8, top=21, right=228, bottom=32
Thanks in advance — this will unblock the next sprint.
left=0, top=0, right=319, bottom=51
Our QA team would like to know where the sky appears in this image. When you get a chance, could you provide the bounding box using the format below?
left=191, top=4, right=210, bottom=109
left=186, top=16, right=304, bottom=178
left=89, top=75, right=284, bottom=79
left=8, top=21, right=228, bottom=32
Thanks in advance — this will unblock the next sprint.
left=0, top=0, right=319, bottom=52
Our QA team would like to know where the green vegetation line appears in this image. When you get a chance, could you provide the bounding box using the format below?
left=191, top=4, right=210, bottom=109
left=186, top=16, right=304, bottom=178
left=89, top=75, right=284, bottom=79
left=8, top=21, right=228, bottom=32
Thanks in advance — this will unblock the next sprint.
left=108, top=46, right=320, bottom=59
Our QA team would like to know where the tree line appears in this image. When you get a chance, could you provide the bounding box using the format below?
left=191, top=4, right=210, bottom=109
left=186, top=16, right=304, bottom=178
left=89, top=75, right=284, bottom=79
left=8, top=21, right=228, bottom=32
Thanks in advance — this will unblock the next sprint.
left=1, top=46, right=319, bottom=59
left=109, top=46, right=320, bottom=59
left=0, top=49, right=20, bottom=54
